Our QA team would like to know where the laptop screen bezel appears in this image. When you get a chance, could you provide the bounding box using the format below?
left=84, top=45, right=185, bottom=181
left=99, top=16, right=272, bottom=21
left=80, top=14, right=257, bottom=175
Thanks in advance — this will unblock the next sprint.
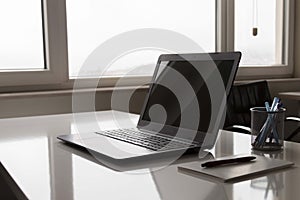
left=136, top=52, right=241, bottom=146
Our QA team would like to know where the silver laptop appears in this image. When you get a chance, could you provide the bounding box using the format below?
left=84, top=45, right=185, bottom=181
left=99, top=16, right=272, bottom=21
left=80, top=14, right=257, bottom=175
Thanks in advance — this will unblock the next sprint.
left=58, top=52, right=241, bottom=161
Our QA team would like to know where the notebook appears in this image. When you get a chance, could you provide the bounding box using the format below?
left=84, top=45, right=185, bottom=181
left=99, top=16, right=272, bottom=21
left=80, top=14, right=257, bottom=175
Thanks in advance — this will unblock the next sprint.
left=178, top=154, right=295, bottom=183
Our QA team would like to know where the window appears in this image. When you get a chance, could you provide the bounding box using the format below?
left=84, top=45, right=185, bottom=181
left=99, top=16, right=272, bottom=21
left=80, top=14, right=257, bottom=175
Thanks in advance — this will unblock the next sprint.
left=0, top=0, right=294, bottom=88
left=234, top=0, right=284, bottom=66
left=66, top=0, right=216, bottom=77
left=224, top=0, right=294, bottom=78
left=0, top=0, right=44, bottom=70
left=0, top=0, right=68, bottom=87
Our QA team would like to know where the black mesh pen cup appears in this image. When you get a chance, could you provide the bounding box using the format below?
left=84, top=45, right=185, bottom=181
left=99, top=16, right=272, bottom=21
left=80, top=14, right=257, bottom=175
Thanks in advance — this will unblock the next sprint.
left=251, top=107, right=285, bottom=151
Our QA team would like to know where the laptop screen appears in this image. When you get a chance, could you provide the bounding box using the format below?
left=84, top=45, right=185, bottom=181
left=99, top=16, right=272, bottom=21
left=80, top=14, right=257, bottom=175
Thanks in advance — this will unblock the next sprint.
left=138, top=53, right=240, bottom=143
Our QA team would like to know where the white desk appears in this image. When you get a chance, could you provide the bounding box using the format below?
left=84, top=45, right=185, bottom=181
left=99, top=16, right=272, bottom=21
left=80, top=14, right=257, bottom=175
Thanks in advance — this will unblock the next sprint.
left=0, top=110, right=299, bottom=200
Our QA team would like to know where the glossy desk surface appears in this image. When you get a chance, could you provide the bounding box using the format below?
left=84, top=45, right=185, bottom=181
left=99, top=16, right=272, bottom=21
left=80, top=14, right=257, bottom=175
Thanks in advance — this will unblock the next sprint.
left=0, top=110, right=299, bottom=200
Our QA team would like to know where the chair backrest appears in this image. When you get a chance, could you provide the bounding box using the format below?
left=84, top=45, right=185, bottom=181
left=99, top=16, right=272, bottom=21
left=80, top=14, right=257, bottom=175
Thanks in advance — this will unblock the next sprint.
left=225, top=81, right=272, bottom=128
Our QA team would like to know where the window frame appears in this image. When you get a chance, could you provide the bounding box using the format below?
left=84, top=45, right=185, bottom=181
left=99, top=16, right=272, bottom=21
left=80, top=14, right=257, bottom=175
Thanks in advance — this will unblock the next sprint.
left=220, top=0, right=295, bottom=80
left=0, top=0, right=68, bottom=87
left=0, top=0, right=295, bottom=89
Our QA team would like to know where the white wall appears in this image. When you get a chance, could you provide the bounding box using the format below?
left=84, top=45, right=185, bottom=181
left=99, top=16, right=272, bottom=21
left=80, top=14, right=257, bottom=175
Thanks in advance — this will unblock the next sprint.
left=0, top=88, right=147, bottom=118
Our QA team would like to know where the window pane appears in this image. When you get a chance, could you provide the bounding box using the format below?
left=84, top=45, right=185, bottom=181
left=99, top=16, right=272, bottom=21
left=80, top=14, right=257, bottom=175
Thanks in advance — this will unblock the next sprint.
left=235, top=0, right=283, bottom=66
left=0, top=0, right=45, bottom=70
left=67, top=0, right=215, bottom=77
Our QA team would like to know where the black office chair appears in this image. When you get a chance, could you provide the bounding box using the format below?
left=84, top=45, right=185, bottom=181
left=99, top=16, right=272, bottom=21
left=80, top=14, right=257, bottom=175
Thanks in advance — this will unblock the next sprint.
left=285, top=117, right=300, bottom=141
left=224, top=81, right=300, bottom=142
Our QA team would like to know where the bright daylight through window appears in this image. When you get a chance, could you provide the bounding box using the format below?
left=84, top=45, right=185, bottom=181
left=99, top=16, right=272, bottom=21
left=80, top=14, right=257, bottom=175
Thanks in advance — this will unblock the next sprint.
left=0, top=0, right=291, bottom=84
left=235, top=0, right=284, bottom=66
left=66, top=0, right=215, bottom=77
left=0, top=0, right=45, bottom=70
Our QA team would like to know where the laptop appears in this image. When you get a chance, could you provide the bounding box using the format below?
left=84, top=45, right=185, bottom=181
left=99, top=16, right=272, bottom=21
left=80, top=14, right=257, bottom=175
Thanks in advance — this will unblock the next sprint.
left=58, top=52, right=241, bottom=161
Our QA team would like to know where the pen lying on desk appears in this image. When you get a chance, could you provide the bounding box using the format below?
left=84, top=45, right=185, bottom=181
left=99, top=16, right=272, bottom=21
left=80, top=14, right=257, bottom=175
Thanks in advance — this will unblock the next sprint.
left=201, top=156, right=256, bottom=168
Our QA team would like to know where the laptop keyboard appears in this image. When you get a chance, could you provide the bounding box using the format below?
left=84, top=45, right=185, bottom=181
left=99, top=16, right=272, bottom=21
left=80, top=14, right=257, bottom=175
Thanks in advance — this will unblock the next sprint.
left=96, top=128, right=197, bottom=151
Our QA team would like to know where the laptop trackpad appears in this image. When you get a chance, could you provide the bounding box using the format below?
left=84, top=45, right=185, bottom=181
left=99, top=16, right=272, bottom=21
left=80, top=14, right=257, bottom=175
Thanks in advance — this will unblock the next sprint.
left=76, top=136, right=154, bottom=160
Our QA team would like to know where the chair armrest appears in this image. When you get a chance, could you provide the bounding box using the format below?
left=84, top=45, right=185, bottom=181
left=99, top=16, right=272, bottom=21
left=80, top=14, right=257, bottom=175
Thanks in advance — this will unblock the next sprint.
left=224, top=125, right=251, bottom=134
left=285, top=116, right=300, bottom=141
left=286, top=116, right=300, bottom=122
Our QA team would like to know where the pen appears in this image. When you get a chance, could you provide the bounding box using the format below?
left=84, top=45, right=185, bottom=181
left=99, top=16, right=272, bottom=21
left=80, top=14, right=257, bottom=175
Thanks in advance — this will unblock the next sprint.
left=267, top=101, right=279, bottom=144
left=256, top=98, right=281, bottom=146
left=201, top=156, right=256, bottom=168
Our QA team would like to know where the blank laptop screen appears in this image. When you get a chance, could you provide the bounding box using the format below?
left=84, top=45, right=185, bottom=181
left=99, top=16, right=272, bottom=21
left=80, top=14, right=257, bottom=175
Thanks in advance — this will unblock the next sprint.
left=139, top=59, right=235, bottom=136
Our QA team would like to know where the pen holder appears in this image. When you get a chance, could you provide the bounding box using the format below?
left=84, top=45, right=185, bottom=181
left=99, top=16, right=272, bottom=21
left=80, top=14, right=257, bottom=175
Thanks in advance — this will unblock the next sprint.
left=251, top=107, right=285, bottom=151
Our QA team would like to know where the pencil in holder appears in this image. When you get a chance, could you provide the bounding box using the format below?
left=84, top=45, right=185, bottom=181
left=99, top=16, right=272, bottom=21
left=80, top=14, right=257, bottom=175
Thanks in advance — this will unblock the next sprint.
left=251, top=107, right=285, bottom=151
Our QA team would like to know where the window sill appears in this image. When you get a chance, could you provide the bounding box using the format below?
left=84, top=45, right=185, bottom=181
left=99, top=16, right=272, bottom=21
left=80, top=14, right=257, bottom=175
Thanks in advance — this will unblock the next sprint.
left=235, top=77, right=300, bottom=84
left=0, top=77, right=298, bottom=119
left=0, top=77, right=299, bottom=99
left=0, top=85, right=149, bottom=99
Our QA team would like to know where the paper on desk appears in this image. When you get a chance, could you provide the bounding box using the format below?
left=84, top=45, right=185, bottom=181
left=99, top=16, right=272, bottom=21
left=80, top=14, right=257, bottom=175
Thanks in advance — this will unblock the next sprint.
left=178, top=154, right=294, bottom=183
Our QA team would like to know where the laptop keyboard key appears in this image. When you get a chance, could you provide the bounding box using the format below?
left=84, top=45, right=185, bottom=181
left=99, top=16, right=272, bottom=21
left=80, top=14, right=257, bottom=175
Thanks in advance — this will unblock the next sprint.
left=96, top=128, right=196, bottom=151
